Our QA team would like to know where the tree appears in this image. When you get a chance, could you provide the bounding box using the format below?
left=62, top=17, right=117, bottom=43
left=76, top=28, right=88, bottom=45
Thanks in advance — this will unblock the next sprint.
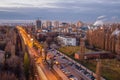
left=0, top=72, right=18, bottom=80
left=46, top=37, right=53, bottom=47
left=6, top=55, right=21, bottom=77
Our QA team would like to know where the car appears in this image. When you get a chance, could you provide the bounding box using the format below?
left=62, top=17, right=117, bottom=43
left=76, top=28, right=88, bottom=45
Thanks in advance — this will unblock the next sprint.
left=53, top=55, right=56, bottom=57
left=67, top=75, right=78, bottom=80
left=60, top=65, right=64, bottom=69
left=53, top=58, right=56, bottom=61
left=86, top=73, right=91, bottom=76
left=82, top=71, right=88, bottom=75
left=51, top=49, right=54, bottom=51
left=60, top=55, right=64, bottom=58
left=57, top=52, right=59, bottom=54
left=80, top=69, right=85, bottom=73
left=61, top=68, right=66, bottom=73
left=64, top=70, right=70, bottom=75
left=61, top=56, right=67, bottom=59
left=87, top=75, right=95, bottom=80
left=67, top=75, right=74, bottom=78
left=54, top=61, right=59, bottom=65
left=69, top=77, right=78, bottom=80
left=75, top=65, right=80, bottom=70
left=57, top=53, right=61, bottom=56
left=68, top=62, right=74, bottom=66
left=78, top=67, right=83, bottom=71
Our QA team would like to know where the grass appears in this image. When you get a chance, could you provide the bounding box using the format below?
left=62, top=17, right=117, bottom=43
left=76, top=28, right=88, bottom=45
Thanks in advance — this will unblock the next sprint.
left=59, top=46, right=94, bottom=56
left=80, top=59, right=120, bottom=80
left=58, top=46, right=120, bottom=80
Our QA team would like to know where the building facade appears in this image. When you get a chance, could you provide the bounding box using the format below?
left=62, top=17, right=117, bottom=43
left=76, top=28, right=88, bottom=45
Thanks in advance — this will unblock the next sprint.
left=57, top=36, right=76, bottom=46
left=36, top=19, right=42, bottom=29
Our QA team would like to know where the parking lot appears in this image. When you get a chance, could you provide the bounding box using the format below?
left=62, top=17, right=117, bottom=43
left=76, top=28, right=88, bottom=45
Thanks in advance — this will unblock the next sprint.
left=48, top=49, right=96, bottom=80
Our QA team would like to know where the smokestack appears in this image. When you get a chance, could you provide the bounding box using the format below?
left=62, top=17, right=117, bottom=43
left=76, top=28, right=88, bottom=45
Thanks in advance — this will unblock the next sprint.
left=93, top=15, right=106, bottom=27
left=111, top=28, right=120, bottom=36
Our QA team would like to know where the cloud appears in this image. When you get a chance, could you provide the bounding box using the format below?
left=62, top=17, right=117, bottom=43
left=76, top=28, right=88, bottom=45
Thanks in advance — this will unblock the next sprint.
left=0, top=0, right=120, bottom=8
left=112, top=16, right=118, bottom=20
left=0, top=0, right=120, bottom=22
left=0, top=0, right=60, bottom=8
left=97, top=15, right=106, bottom=20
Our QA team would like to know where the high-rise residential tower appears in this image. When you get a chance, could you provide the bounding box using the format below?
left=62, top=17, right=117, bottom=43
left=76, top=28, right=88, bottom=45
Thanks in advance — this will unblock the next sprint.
left=36, top=19, right=42, bottom=29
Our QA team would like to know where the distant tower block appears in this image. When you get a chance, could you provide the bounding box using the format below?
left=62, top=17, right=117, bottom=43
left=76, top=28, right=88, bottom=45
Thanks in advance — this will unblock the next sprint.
left=76, top=21, right=83, bottom=27
left=95, top=59, right=102, bottom=80
left=46, top=21, right=52, bottom=28
left=54, top=21, right=59, bottom=28
left=80, top=38, right=85, bottom=60
left=36, top=19, right=42, bottom=29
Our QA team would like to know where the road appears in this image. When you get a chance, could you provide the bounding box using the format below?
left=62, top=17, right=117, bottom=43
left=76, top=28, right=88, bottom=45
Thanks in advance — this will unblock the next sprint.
left=17, top=26, right=60, bottom=80
left=30, top=48, right=58, bottom=80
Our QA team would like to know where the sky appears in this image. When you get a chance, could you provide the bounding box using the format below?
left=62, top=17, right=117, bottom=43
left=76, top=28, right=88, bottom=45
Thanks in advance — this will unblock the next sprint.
left=0, top=0, right=120, bottom=22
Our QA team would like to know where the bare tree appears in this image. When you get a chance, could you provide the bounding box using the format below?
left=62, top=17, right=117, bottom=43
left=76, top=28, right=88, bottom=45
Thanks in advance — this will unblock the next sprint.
left=0, top=72, right=18, bottom=80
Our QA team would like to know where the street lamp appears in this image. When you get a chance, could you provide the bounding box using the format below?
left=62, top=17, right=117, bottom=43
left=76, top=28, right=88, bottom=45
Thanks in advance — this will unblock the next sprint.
left=31, top=38, right=33, bottom=41
left=55, top=61, right=59, bottom=65
left=30, top=38, right=34, bottom=47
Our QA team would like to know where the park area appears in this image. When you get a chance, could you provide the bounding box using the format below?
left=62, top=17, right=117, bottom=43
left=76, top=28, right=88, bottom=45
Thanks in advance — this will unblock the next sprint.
left=58, top=46, right=93, bottom=56
left=58, top=46, right=120, bottom=80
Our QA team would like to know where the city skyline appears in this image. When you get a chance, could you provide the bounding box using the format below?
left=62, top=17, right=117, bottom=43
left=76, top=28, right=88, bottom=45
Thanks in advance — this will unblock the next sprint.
left=0, top=0, right=120, bottom=22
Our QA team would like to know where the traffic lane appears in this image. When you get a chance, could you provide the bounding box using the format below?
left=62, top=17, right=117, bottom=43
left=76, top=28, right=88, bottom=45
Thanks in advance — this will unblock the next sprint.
left=54, top=52, right=90, bottom=80
left=20, top=33, right=44, bottom=80
left=31, top=50, right=58, bottom=80
left=31, top=46, right=64, bottom=80
left=53, top=65, right=69, bottom=80
left=27, top=46, right=58, bottom=80
left=38, top=62, right=58, bottom=80
left=36, top=64, right=48, bottom=80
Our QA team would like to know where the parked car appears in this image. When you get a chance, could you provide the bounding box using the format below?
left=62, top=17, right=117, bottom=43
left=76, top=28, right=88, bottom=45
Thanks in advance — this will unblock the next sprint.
left=83, top=71, right=89, bottom=75
left=64, top=70, right=70, bottom=75
left=68, top=62, right=74, bottom=66
left=60, top=65, right=64, bottom=69
left=87, top=75, right=95, bottom=80
left=75, top=64, right=80, bottom=70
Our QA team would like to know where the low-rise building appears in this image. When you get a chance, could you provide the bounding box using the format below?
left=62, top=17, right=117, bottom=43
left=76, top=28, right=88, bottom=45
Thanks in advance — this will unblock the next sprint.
left=57, top=36, right=76, bottom=46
